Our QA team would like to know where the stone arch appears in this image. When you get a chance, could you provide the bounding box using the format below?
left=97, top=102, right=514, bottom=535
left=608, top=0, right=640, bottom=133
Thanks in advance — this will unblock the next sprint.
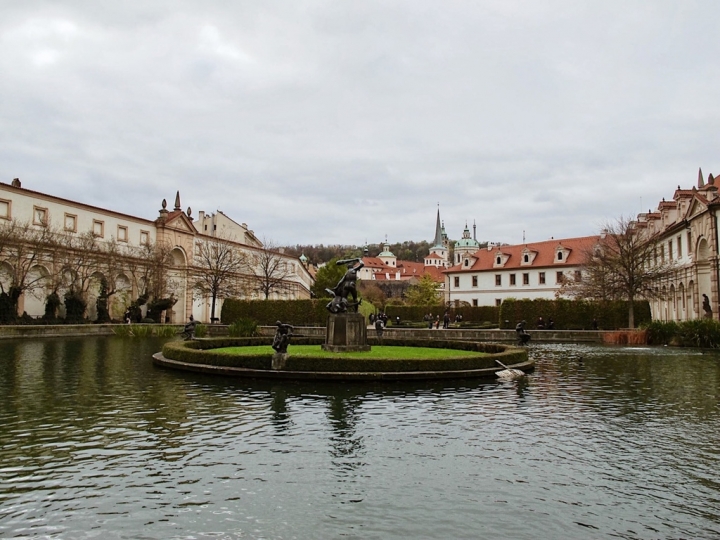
left=669, top=284, right=676, bottom=321
left=696, top=237, right=712, bottom=316
left=0, top=261, right=14, bottom=294
left=87, top=271, right=107, bottom=321
left=688, top=280, right=695, bottom=319
left=168, top=246, right=187, bottom=323
left=678, top=282, right=686, bottom=321
left=24, top=264, right=51, bottom=318
left=112, top=273, right=132, bottom=320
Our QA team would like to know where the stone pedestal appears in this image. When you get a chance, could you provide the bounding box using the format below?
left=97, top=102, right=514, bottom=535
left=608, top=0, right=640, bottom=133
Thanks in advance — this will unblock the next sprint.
left=322, top=313, right=371, bottom=352
left=272, top=353, right=289, bottom=370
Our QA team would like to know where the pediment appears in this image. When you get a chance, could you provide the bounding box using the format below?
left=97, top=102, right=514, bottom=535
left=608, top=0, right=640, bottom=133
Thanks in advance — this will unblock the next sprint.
left=165, top=213, right=197, bottom=233
left=687, top=198, right=708, bottom=219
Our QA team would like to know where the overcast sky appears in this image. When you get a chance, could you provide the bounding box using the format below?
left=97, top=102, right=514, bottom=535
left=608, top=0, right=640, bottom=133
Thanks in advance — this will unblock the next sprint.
left=1, top=1, right=719, bottom=248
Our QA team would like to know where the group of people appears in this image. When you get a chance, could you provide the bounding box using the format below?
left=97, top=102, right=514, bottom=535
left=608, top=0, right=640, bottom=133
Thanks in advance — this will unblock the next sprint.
left=535, top=316, right=555, bottom=330
left=369, top=312, right=389, bottom=327
left=422, top=311, right=463, bottom=329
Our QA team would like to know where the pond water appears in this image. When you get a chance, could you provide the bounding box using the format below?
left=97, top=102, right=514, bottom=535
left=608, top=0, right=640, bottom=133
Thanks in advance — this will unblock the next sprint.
left=1, top=337, right=720, bottom=539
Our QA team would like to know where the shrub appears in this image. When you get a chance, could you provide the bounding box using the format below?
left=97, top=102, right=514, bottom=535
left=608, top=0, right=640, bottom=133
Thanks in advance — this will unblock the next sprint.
left=194, top=323, right=208, bottom=338
left=155, top=325, right=178, bottom=338
left=221, top=299, right=329, bottom=326
left=229, top=318, right=259, bottom=337
left=64, top=290, right=86, bottom=323
left=645, top=319, right=720, bottom=348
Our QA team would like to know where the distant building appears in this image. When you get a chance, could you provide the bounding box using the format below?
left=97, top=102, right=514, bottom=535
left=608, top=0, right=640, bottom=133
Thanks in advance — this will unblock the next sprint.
left=444, top=236, right=599, bottom=306
left=0, top=179, right=313, bottom=322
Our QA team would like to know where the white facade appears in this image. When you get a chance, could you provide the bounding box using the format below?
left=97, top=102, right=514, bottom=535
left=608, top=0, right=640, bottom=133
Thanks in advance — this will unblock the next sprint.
left=445, top=237, right=598, bottom=307
left=0, top=179, right=314, bottom=323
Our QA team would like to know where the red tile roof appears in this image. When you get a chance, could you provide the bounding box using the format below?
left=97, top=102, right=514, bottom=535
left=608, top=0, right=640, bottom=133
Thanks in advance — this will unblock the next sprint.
left=444, top=236, right=600, bottom=273
left=362, top=257, right=445, bottom=282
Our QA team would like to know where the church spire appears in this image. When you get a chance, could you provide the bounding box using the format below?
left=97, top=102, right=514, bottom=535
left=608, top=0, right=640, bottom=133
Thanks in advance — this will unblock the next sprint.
left=432, top=206, right=443, bottom=248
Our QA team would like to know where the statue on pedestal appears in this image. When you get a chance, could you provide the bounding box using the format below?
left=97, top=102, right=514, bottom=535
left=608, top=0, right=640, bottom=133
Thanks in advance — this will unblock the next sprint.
left=271, top=321, right=294, bottom=354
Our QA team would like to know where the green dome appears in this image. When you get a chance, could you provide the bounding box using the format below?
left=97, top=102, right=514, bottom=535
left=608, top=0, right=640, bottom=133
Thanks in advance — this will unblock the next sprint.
left=455, top=238, right=479, bottom=248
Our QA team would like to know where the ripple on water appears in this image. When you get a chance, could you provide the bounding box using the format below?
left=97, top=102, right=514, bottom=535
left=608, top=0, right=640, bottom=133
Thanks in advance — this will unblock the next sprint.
left=1, top=338, right=720, bottom=538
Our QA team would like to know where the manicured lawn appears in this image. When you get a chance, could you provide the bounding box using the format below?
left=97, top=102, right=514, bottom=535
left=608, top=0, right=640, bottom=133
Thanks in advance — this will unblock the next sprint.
left=212, top=345, right=487, bottom=359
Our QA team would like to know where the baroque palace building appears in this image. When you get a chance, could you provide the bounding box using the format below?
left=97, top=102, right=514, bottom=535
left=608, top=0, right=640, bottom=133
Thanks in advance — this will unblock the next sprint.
left=0, top=179, right=313, bottom=323
left=632, top=169, right=720, bottom=321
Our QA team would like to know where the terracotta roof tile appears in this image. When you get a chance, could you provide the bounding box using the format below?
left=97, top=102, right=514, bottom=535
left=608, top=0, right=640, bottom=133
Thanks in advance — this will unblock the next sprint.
left=445, top=235, right=600, bottom=273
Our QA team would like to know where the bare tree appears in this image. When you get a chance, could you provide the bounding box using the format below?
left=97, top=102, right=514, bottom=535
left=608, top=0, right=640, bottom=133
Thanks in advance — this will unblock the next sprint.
left=246, top=240, right=294, bottom=300
left=0, top=220, right=59, bottom=317
left=560, top=216, right=672, bottom=328
left=191, top=235, right=246, bottom=321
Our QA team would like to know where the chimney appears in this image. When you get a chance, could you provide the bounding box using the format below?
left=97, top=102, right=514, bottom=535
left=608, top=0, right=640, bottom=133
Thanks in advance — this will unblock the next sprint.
left=11, top=178, right=21, bottom=188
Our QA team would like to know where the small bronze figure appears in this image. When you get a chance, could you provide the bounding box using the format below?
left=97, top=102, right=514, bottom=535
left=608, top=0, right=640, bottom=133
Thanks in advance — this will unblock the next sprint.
left=272, top=321, right=294, bottom=353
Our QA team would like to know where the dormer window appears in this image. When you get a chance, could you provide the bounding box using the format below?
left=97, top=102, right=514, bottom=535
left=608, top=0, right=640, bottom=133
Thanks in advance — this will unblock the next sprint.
left=496, top=256, right=501, bottom=265
left=555, top=246, right=570, bottom=263
left=464, top=259, right=470, bottom=267
left=524, top=254, right=529, bottom=263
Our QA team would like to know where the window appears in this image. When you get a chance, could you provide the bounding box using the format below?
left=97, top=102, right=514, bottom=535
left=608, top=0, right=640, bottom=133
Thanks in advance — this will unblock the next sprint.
left=92, top=220, right=104, bottom=237
left=453, top=276, right=459, bottom=288
left=464, top=259, right=470, bottom=267
left=472, top=276, right=478, bottom=287
left=33, top=206, right=48, bottom=226
left=117, top=225, right=128, bottom=242
left=668, top=240, right=673, bottom=260
left=677, top=235, right=682, bottom=258
left=660, top=245, right=665, bottom=262
left=0, top=199, right=10, bottom=220
left=510, top=274, right=516, bottom=285
left=495, top=274, right=501, bottom=286
left=495, top=299, right=502, bottom=307
left=539, top=272, right=546, bottom=285
left=687, top=231, right=692, bottom=256
left=575, top=270, right=582, bottom=282
left=557, top=251, right=563, bottom=261
left=472, top=299, right=478, bottom=307
left=496, top=256, right=501, bottom=265
left=556, top=271, right=564, bottom=284
left=522, top=273, right=529, bottom=285
left=64, top=213, right=77, bottom=232
left=194, top=243, right=201, bottom=256
left=140, top=231, right=149, bottom=245
left=523, top=254, right=529, bottom=263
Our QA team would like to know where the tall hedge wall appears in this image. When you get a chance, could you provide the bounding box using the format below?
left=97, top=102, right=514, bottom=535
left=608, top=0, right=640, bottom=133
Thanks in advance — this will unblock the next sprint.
left=498, top=298, right=651, bottom=330
left=221, top=297, right=651, bottom=330
left=221, top=299, right=329, bottom=326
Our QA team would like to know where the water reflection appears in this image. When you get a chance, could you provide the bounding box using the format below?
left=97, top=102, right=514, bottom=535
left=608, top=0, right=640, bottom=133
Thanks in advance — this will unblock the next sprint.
left=1, top=338, right=720, bottom=538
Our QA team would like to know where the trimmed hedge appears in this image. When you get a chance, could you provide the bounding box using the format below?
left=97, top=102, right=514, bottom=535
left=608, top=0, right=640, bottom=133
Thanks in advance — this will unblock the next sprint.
left=498, top=298, right=651, bottom=330
left=221, top=299, right=330, bottom=326
left=162, top=337, right=527, bottom=373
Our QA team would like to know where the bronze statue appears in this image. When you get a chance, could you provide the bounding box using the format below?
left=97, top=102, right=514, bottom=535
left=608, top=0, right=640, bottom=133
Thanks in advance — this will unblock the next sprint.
left=703, top=294, right=712, bottom=319
left=325, top=258, right=365, bottom=313
left=271, top=321, right=294, bottom=353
